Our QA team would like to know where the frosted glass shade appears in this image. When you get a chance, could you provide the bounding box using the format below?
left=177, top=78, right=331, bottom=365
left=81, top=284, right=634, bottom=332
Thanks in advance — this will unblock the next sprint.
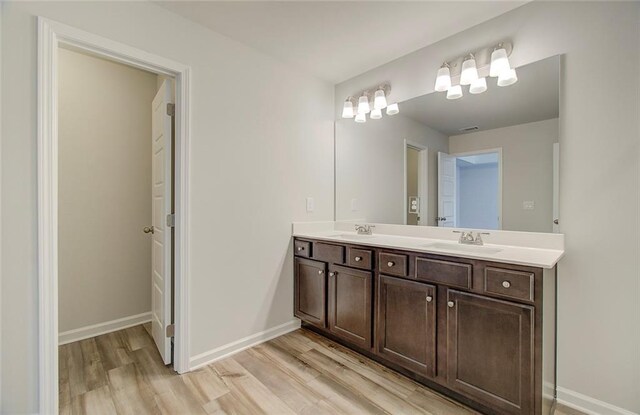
left=342, top=99, right=354, bottom=118
left=490, top=47, right=510, bottom=77
left=373, top=89, right=387, bottom=110
left=469, top=77, right=487, bottom=94
left=434, top=65, right=452, bottom=92
left=386, top=103, right=399, bottom=115
left=497, top=68, right=518, bottom=86
left=355, top=112, right=366, bottom=123
left=460, top=56, right=478, bottom=86
left=446, top=85, right=463, bottom=100
left=357, top=94, right=370, bottom=114
left=370, top=108, right=382, bottom=119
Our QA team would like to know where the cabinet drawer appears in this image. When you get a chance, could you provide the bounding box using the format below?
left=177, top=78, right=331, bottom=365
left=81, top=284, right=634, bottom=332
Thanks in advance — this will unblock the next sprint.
left=314, top=242, right=345, bottom=264
left=294, top=240, right=311, bottom=258
left=379, top=252, right=408, bottom=277
left=416, top=257, right=472, bottom=289
left=484, top=267, right=534, bottom=302
left=347, top=248, right=373, bottom=270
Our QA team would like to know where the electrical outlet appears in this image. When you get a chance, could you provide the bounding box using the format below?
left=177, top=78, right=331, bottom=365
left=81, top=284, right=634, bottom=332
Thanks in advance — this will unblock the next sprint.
left=306, top=197, right=314, bottom=212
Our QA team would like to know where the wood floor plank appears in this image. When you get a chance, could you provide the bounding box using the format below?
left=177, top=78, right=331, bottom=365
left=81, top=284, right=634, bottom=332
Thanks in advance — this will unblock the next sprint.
left=94, top=330, right=134, bottom=371
left=59, top=344, right=72, bottom=410
left=407, top=387, right=480, bottom=415
left=67, top=341, right=88, bottom=398
left=107, top=362, right=157, bottom=415
left=69, top=385, right=118, bottom=415
left=254, top=341, right=321, bottom=384
left=180, top=366, right=230, bottom=406
left=305, top=374, right=388, bottom=415
left=79, top=338, right=108, bottom=392
left=124, top=324, right=154, bottom=351
left=203, top=391, right=256, bottom=415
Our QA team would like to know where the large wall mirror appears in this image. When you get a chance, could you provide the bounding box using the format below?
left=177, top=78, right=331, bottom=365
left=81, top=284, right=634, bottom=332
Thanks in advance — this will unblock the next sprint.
left=336, top=55, right=560, bottom=233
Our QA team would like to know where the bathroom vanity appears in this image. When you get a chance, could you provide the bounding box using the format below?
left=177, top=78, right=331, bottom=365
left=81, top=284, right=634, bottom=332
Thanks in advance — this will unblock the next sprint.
left=292, top=224, right=563, bottom=415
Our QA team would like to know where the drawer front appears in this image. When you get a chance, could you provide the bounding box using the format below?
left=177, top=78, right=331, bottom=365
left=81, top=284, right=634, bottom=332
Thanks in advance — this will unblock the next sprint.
left=379, top=253, right=408, bottom=277
left=415, top=257, right=472, bottom=289
left=348, top=248, right=373, bottom=270
left=294, top=240, right=311, bottom=258
left=484, top=267, right=534, bottom=302
left=314, top=242, right=345, bottom=264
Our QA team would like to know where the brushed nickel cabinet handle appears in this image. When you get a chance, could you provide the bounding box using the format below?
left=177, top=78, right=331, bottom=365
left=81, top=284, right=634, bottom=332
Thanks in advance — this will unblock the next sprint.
left=502, top=281, right=511, bottom=288
left=297, top=246, right=304, bottom=251
left=143, top=226, right=154, bottom=234
left=447, top=301, right=455, bottom=308
left=387, top=261, right=395, bottom=267
left=318, top=270, right=324, bottom=275
left=426, top=295, right=433, bottom=303
left=329, top=272, right=337, bottom=277
left=355, top=256, right=362, bottom=262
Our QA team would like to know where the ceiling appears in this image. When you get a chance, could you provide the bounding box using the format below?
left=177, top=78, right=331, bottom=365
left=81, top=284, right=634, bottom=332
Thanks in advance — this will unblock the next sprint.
left=156, top=1, right=528, bottom=84
left=400, top=55, right=560, bottom=136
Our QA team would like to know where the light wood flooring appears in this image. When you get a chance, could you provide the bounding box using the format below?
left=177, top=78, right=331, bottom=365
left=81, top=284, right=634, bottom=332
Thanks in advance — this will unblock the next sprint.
left=59, top=323, right=580, bottom=415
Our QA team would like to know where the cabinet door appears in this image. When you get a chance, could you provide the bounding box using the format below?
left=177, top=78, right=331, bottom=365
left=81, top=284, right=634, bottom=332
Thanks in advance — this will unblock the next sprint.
left=328, top=265, right=372, bottom=349
left=376, top=275, right=436, bottom=378
left=294, top=258, right=327, bottom=328
left=447, top=290, right=534, bottom=415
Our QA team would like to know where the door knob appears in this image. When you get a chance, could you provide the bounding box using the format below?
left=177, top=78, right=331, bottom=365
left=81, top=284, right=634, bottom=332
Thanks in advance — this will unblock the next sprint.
left=143, top=226, right=154, bottom=234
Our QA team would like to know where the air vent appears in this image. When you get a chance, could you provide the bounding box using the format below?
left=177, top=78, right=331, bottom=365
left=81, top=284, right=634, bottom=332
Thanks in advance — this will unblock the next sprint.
left=459, top=126, right=479, bottom=132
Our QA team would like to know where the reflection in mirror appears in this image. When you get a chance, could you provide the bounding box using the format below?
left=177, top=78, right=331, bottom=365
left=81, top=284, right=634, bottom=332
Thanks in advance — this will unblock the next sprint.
left=336, top=55, right=560, bottom=233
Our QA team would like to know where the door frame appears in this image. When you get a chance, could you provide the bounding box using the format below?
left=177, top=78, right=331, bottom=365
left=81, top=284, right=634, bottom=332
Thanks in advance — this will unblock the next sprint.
left=450, top=147, right=503, bottom=229
left=403, top=140, right=428, bottom=225
left=38, top=17, right=192, bottom=414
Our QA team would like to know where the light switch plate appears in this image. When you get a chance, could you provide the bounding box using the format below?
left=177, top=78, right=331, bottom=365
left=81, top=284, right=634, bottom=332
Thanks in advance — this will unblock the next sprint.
left=306, top=197, right=314, bottom=212
left=523, top=200, right=535, bottom=210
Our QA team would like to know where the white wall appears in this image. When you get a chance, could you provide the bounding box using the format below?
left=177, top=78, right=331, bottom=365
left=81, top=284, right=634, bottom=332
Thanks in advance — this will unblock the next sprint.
left=336, top=2, right=640, bottom=412
left=58, top=48, right=157, bottom=333
left=450, top=118, right=558, bottom=233
left=336, top=114, right=448, bottom=225
left=0, top=2, right=334, bottom=413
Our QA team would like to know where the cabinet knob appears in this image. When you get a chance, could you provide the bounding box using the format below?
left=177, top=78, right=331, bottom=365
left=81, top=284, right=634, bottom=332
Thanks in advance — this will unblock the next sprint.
left=329, top=272, right=336, bottom=277
left=318, top=270, right=324, bottom=275
left=387, top=261, right=395, bottom=267
left=297, top=246, right=304, bottom=251
left=355, top=256, right=362, bottom=262
left=502, top=281, right=511, bottom=288
left=426, top=295, right=433, bottom=303
left=447, top=301, right=455, bottom=308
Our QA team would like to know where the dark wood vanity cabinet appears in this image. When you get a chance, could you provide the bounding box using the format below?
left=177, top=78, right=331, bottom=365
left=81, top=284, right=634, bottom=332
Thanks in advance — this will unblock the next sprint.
left=293, top=238, right=554, bottom=415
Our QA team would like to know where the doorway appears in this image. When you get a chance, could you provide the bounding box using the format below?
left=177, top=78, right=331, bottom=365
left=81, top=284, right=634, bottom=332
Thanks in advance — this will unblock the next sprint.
left=38, top=18, right=191, bottom=414
left=404, top=140, right=429, bottom=226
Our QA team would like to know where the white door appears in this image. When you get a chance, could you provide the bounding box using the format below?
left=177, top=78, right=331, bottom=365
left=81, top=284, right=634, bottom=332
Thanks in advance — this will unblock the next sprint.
left=552, top=143, right=560, bottom=233
left=437, top=152, right=457, bottom=227
left=150, top=80, right=174, bottom=364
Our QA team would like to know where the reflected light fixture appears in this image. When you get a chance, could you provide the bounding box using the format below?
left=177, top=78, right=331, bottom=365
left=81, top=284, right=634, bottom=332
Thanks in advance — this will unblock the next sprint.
left=370, top=108, right=382, bottom=119
left=374, top=87, right=388, bottom=110
left=460, top=54, right=479, bottom=86
left=490, top=44, right=511, bottom=77
left=497, top=68, right=518, bottom=86
left=386, top=103, right=399, bottom=115
left=357, top=92, right=370, bottom=114
left=434, top=63, right=452, bottom=92
left=354, top=112, right=367, bottom=123
left=341, top=97, right=355, bottom=118
left=447, top=85, right=463, bottom=100
left=469, top=77, right=487, bottom=94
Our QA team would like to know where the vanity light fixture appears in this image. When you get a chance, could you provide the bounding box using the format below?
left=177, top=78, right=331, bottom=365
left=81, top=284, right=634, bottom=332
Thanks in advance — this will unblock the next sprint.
left=354, top=112, right=367, bottom=123
left=460, top=54, right=479, bottom=86
left=446, top=85, right=463, bottom=100
left=370, top=108, right=382, bottom=119
left=386, top=103, right=399, bottom=115
left=374, top=87, right=388, bottom=110
left=341, top=97, right=356, bottom=118
left=490, top=44, right=511, bottom=77
left=497, top=68, right=518, bottom=86
left=469, top=77, right=487, bottom=94
left=434, top=63, right=452, bottom=92
left=357, top=93, right=371, bottom=114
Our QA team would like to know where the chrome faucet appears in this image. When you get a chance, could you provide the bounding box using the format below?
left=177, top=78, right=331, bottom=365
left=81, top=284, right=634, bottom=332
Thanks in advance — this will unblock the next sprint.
left=355, top=224, right=375, bottom=235
left=453, top=230, right=490, bottom=246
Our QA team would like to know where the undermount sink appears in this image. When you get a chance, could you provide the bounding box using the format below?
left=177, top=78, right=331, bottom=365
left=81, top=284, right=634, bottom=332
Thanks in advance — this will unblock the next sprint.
left=422, top=242, right=503, bottom=255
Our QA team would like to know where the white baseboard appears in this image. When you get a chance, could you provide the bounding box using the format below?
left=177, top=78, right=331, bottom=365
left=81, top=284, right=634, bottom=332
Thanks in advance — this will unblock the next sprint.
left=189, top=319, right=301, bottom=370
left=58, top=312, right=152, bottom=345
left=557, top=387, right=638, bottom=415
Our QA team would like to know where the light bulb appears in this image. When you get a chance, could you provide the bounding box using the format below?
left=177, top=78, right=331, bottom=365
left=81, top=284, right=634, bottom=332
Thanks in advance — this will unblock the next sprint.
left=373, top=88, right=387, bottom=110
left=355, top=112, right=366, bottom=123
left=490, top=46, right=510, bottom=77
left=434, top=63, right=451, bottom=92
left=460, top=54, right=478, bottom=86
left=357, top=93, right=370, bottom=114
left=469, top=77, right=487, bottom=94
left=342, top=98, right=354, bottom=118
left=446, top=85, right=463, bottom=100
left=386, top=103, right=399, bottom=115
left=497, top=68, right=518, bottom=86
left=370, top=108, right=382, bottom=119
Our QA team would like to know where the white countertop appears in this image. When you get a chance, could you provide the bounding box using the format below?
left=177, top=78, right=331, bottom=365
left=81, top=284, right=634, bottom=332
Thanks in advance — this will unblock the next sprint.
left=292, top=223, right=564, bottom=269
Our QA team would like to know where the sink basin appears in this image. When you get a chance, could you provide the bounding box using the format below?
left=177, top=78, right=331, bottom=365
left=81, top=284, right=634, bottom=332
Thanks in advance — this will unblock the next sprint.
left=422, top=242, right=503, bottom=255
